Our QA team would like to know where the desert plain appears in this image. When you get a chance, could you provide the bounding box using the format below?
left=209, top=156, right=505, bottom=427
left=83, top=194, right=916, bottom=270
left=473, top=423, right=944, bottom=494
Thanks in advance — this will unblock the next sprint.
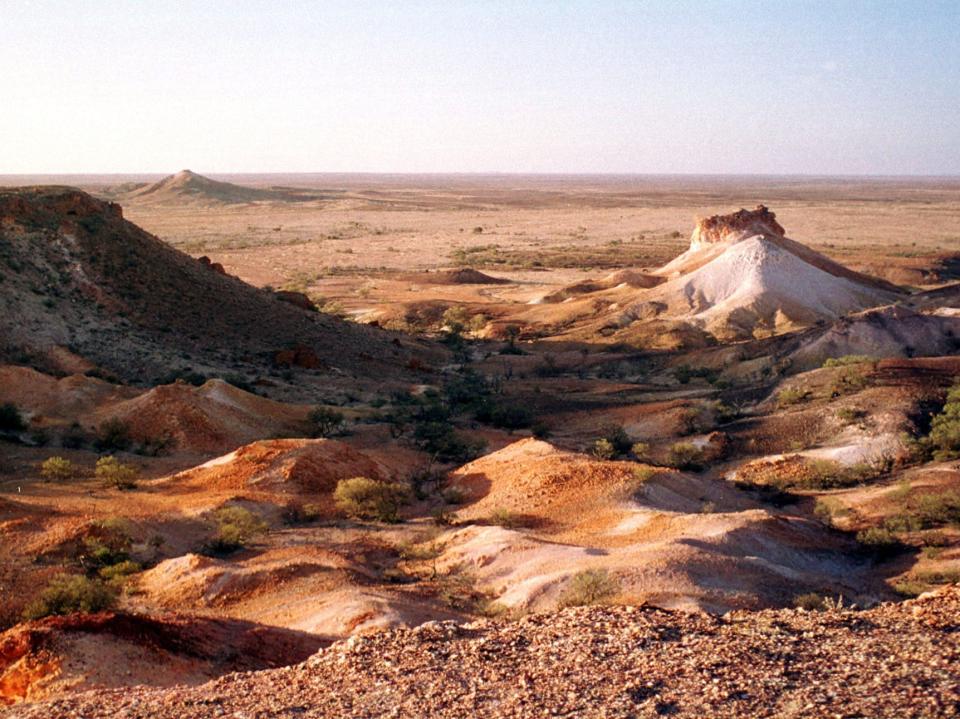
left=0, top=172, right=958, bottom=717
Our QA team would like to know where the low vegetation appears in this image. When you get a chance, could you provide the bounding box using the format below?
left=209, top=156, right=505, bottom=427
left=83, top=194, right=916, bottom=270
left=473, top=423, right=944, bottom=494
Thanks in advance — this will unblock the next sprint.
left=665, top=442, right=706, bottom=471
left=334, top=477, right=410, bottom=522
left=94, top=417, right=132, bottom=451
left=22, top=574, right=118, bottom=620
left=822, top=355, right=877, bottom=368
left=309, top=406, right=346, bottom=437
left=40, top=456, right=78, bottom=481
left=205, top=506, right=269, bottom=554
left=777, top=387, right=811, bottom=407
left=0, top=402, right=25, bottom=432
left=590, top=438, right=616, bottom=460
left=927, top=381, right=960, bottom=460
left=487, top=508, right=526, bottom=529
left=95, top=456, right=139, bottom=490
left=883, top=490, right=960, bottom=532
left=559, top=569, right=621, bottom=607
left=793, top=592, right=828, bottom=611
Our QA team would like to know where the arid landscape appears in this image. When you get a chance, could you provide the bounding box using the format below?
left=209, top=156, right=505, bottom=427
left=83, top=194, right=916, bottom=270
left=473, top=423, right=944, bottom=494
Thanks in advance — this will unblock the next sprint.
left=0, top=172, right=958, bottom=716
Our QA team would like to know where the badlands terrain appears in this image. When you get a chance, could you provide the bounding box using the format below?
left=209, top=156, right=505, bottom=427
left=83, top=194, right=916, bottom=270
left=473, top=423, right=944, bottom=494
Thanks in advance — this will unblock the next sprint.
left=0, top=173, right=958, bottom=716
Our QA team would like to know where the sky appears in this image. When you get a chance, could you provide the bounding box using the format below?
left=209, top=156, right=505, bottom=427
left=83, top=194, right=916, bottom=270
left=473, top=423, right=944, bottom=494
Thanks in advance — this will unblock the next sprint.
left=2, top=0, right=959, bottom=175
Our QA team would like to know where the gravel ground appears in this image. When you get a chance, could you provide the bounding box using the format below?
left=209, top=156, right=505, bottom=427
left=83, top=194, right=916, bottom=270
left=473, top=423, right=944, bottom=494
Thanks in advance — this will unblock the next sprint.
left=6, top=587, right=959, bottom=719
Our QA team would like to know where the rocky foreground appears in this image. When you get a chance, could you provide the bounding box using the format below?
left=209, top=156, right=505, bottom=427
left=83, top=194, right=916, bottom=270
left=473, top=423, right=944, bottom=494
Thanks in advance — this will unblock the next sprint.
left=6, top=588, right=959, bottom=719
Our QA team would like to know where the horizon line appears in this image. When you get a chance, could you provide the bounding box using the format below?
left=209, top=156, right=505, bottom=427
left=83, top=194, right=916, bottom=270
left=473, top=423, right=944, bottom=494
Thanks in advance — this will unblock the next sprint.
left=2, top=171, right=960, bottom=180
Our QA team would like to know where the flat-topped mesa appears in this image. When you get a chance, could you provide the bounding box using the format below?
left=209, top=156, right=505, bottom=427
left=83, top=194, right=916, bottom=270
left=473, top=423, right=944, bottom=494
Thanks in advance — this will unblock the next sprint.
left=689, top=205, right=785, bottom=250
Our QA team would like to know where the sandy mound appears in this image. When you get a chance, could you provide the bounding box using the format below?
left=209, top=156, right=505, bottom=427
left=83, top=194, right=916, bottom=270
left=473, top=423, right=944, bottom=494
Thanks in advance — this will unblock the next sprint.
left=447, top=438, right=643, bottom=537
left=540, top=269, right=662, bottom=303
left=167, top=438, right=391, bottom=494
left=124, top=170, right=308, bottom=205
left=98, top=379, right=311, bottom=453
left=0, top=366, right=138, bottom=423
left=0, top=612, right=323, bottom=706
left=441, top=440, right=884, bottom=612
left=138, top=547, right=459, bottom=638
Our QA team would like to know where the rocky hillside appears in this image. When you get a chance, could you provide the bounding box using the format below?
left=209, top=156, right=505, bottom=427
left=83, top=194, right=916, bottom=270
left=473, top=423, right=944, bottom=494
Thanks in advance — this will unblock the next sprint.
left=10, top=587, right=959, bottom=718
left=0, top=187, right=439, bottom=399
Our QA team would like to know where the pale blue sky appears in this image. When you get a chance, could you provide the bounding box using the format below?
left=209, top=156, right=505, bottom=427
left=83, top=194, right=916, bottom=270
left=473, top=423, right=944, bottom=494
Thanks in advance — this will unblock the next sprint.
left=2, top=0, right=958, bottom=174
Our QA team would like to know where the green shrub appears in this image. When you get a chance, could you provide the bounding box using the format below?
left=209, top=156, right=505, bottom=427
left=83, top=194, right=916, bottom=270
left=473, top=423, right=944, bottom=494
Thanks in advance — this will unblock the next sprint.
left=0, top=402, right=25, bottom=432
left=822, top=355, right=877, bottom=368
left=334, top=477, right=410, bottom=523
left=829, top=369, right=869, bottom=397
left=487, top=508, right=525, bottom=529
left=206, top=506, right=268, bottom=554
left=928, top=381, right=960, bottom=460
left=835, top=407, right=865, bottom=424
left=712, top=401, right=740, bottom=425
left=98, top=560, right=142, bottom=583
left=601, top=424, right=633, bottom=455
left=591, top=438, right=616, bottom=460
left=95, top=456, right=139, bottom=490
left=559, top=569, right=621, bottom=607
left=40, top=456, right=78, bottom=481
left=136, top=432, right=175, bottom=457
left=673, top=365, right=717, bottom=385
left=625, top=466, right=657, bottom=499
left=762, top=458, right=885, bottom=492
left=856, top=526, right=899, bottom=552
left=83, top=519, right=132, bottom=569
left=441, top=486, right=467, bottom=505
left=912, top=491, right=960, bottom=527
left=486, top=403, right=535, bottom=430
left=309, top=407, right=346, bottom=437
left=531, top=422, right=552, bottom=440
left=630, top=442, right=650, bottom=461
left=793, top=592, right=827, bottom=611
left=813, top=497, right=846, bottom=526
left=282, top=502, right=324, bottom=525
left=94, top=418, right=132, bottom=451
left=777, top=387, right=811, bottom=407
left=413, top=421, right=486, bottom=462
left=666, top=442, right=705, bottom=471
left=22, top=574, right=118, bottom=620
left=677, top=406, right=709, bottom=435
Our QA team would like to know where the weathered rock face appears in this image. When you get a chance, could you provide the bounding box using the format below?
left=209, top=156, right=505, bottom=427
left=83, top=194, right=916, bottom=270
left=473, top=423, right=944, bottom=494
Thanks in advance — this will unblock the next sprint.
left=274, top=290, right=317, bottom=312
left=689, top=205, right=785, bottom=249
left=274, top=344, right=323, bottom=369
left=197, top=255, right=226, bottom=274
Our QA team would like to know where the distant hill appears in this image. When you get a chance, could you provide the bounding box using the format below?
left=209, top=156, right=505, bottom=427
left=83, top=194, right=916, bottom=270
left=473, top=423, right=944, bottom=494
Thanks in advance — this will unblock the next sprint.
left=0, top=186, right=440, bottom=399
left=123, top=169, right=311, bottom=204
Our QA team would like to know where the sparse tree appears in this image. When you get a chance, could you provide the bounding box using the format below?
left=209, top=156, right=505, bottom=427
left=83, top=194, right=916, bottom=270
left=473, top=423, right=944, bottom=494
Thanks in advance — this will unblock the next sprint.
left=309, top=406, right=346, bottom=437
left=95, top=456, right=139, bottom=490
left=40, top=456, right=78, bottom=481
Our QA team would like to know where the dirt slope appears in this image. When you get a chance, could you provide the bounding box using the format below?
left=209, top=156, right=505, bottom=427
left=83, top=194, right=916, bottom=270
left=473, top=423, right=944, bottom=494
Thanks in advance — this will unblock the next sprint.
left=10, top=587, right=958, bottom=719
left=0, top=612, right=323, bottom=706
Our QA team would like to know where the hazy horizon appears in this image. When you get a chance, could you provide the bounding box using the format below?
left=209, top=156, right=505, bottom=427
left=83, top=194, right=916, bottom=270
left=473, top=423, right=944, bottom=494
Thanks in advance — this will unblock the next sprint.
left=4, top=1, right=959, bottom=175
